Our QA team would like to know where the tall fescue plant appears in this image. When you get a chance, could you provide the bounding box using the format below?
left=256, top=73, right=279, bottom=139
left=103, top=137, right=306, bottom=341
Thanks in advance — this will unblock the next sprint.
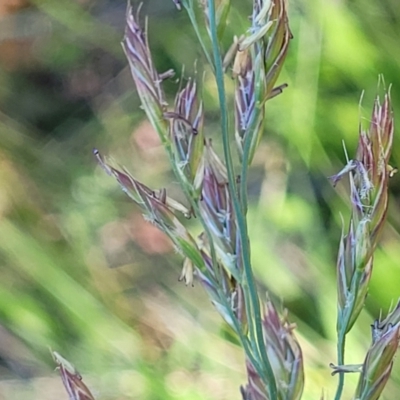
left=55, top=1, right=399, bottom=399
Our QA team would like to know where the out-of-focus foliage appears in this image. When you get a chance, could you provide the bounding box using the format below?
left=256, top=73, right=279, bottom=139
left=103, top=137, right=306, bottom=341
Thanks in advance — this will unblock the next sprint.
left=0, top=0, right=400, bottom=399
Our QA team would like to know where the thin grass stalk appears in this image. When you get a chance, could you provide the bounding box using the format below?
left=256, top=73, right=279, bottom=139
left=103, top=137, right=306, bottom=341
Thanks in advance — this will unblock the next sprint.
left=206, top=0, right=261, bottom=370
left=207, top=0, right=277, bottom=397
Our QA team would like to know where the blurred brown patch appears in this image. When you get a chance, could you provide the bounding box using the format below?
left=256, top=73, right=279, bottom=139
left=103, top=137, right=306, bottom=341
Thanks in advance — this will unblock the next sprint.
left=0, top=1, right=34, bottom=70
left=131, top=120, right=166, bottom=163
left=127, top=213, right=172, bottom=255
left=100, top=214, right=171, bottom=270
left=0, top=0, right=30, bottom=16
left=0, top=39, right=35, bottom=70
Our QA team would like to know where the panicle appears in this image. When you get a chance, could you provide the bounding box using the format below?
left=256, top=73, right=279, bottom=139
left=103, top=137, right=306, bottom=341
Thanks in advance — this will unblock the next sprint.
left=123, top=6, right=172, bottom=142
left=95, top=150, right=205, bottom=282
left=199, top=140, right=241, bottom=279
left=260, top=0, right=292, bottom=94
left=357, top=92, right=394, bottom=244
left=229, top=0, right=291, bottom=164
left=94, top=150, right=190, bottom=217
left=332, top=90, right=394, bottom=334
left=371, top=300, right=400, bottom=343
left=167, top=77, right=205, bottom=194
left=240, top=301, right=304, bottom=400
left=234, top=47, right=266, bottom=163
left=53, top=351, right=96, bottom=400
left=196, top=244, right=247, bottom=331
left=124, top=7, right=206, bottom=199
left=354, top=303, right=400, bottom=400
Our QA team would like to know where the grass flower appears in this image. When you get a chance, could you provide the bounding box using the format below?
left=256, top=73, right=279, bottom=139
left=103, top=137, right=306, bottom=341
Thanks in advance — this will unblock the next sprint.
left=331, top=90, right=396, bottom=399
left=331, top=91, right=394, bottom=335
left=122, top=6, right=172, bottom=143
left=241, top=301, right=304, bottom=400
left=354, top=326, right=400, bottom=400
left=94, top=149, right=205, bottom=283
left=354, top=302, right=400, bottom=400
left=230, top=0, right=291, bottom=164
left=167, top=77, right=205, bottom=194
left=53, top=351, right=96, bottom=400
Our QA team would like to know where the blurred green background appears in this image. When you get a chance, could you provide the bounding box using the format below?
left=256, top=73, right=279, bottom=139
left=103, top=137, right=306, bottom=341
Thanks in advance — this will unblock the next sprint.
left=1, top=0, right=400, bottom=399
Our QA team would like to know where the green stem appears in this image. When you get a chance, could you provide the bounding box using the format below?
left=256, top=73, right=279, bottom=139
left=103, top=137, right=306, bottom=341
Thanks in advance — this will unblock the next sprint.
left=239, top=110, right=261, bottom=215
left=334, top=269, right=363, bottom=400
left=334, top=329, right=346, bottom=400
left=219, top=289, right=266, bottom=380
left=207, top=1, right=277, bottom=398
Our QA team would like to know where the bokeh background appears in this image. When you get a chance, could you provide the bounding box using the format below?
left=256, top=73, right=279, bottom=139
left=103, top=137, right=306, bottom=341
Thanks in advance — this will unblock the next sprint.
left=1, top=0, right=400, bottom=399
